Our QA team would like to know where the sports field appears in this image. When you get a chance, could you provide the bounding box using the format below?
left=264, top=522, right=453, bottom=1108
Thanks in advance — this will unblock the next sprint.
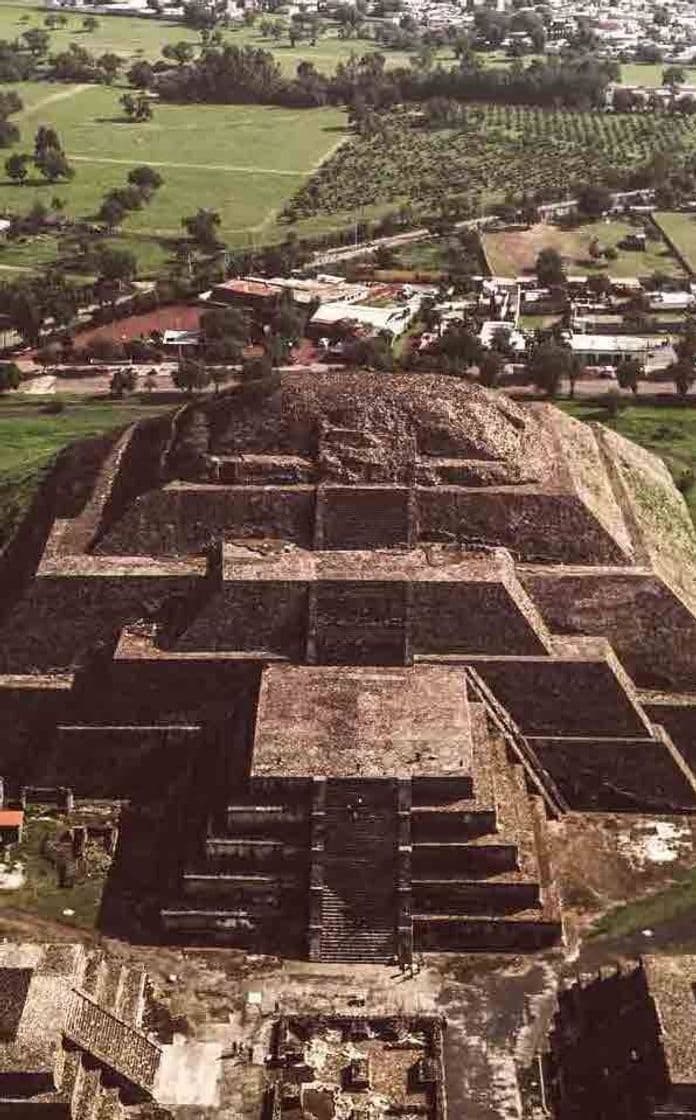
left=482, top=219, right=684, bottom=279
left=0, top=81, right=347, bottom=271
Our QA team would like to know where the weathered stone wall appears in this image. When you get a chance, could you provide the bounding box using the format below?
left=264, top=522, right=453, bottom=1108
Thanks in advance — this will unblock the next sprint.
left=530, top=736, right=696, bottom=811
left=0, top=677, right=74, bottom=783
left=315, top=486, right=412, bottom=549
left=413, top=581, right=549, bottom=655
left=96, top=485, right=316, bottom=555
left=0, top=573, right=198, bottom=673
left=468, top=658, right=650, bottom=737
left=416, top=490, right=631, bottom=563
left=174, top=582, right=308, bottom=656
left=644, top=701, right=696, bottom=772
left=520, top=570, right=696, bottom=691
left=52, top=724, right=203, bottom=797
left=95, top=413, right=172, bottom=545
left=312, top=581, right=408, bottom=665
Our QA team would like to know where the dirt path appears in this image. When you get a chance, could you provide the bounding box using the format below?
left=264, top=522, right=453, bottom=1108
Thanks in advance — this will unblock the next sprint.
left=69, top=154, right=307, bottom=176
left=20, top=83, right=92, bottom=116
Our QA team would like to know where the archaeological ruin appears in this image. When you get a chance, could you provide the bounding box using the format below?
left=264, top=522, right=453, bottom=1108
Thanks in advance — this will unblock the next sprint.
left=265, top=1014, right=447, bottom=1120
left=2, top=371, right=696, bottom=961
left=538, top=953, right=696, bottom=1119
left=0, top=941, right=160, bottom=1117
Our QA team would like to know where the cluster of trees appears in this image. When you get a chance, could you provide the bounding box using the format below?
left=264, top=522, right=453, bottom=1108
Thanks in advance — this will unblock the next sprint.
left=50, top=41, right=122, bottom=83
left=0, top=271, right=80, bottom=346
left=0, top=90, right=22, bottom=149
left=5, top=126, right=73, bottom=185
left=120, top=90, right=153, bottom=121
left=97, top=165, right=163, bottom=229
left=152, top=42, right=617, bottom=112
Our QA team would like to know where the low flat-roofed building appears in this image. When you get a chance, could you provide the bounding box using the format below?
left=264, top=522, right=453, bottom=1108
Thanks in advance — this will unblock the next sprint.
left=308, top=298, right=419, bottom=339
left=568, top=332, right=666, bottom=363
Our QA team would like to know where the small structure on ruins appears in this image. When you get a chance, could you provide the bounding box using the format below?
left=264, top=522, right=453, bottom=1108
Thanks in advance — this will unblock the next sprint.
left=266, top=1014, right=447, bottom=1120
left=0, top=942, right=160, bottom=1116
left=2, top=371, right=696, bottom=960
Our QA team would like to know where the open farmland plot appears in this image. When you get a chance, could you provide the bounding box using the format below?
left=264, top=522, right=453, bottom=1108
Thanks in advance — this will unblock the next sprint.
left=482, top=219, right=684, bottom=278
left=0, top=82, right=346, bottom=269
left=284, top=104, right=696, bottom=225
left=653, top=211, right=696, bottom=275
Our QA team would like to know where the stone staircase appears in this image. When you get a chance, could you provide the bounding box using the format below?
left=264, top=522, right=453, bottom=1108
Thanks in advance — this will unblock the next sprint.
left=60, top=951, right=155, bottom=1120
left=412, top=702, right=563, bottom=952
left=161, top=783, right=310, bottom=951
left=318, top=780, right=398, bottom=963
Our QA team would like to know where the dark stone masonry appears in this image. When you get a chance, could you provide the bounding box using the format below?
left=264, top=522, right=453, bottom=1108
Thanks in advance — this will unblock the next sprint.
left=2, top=371, right=696, bottom=962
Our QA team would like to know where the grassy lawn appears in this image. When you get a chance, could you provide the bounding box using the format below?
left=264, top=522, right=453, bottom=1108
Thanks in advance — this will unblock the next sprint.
left=0, top=395, right=170, bottom=546
left=0, top=813, right=110, bottom=929
left=620, top=62, right=696, bottom=87
left=0, top=0, right=440, bottom=74
left=557, top=399, right=696, bottom=521
left=0, top=81, right=347, bottom=270
left=589, top=864, right=696, bottom=945
left=653, top=210, right=696, bottom=275
left=482, top=219, right=683, bottom=279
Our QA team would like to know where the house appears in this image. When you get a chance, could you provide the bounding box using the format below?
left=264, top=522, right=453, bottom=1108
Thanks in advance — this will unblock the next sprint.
left=0, top=810, right=23, bottom=846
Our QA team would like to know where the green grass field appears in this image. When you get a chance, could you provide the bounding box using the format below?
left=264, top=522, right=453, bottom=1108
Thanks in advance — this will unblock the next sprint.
left=482, top=218, right=684, bottom=279
left=653, top=210, right=696, bottom=275
left=0, top=395, right=170, bottom=546
left=620, top=62, right=696, bottom=88
left=0, top=0, right=442, bottom=74
left=0, top=81, right=347, bottom=271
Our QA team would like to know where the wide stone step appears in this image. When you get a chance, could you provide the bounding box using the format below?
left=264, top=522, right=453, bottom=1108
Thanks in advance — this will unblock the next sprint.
left=412, top=877, right=540, bottom=915
left=413, top=912, right=562, bottom=951
left=411, top=841, right=518, bottom=877
left=411, top=807, right=497, bottom=841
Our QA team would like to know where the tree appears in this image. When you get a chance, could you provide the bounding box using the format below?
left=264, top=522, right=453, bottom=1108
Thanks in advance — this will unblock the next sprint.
left=182, top=207, right=221, bottom=247
left=98, top=196, right=126, bottom=228
left=98, top=52, right=122, bottom=84
left=82, top=15, right=100, bottom=32
left=127, top=164, right=163, bottom=194
left=0, top=362, right=21, bottom=392
left=110, top=366, right=137, bottom=398
left=479, top=349, right=505, bottom=388
left=127, top=60, right=155, bottom=89
left=671, top=358, right=695, bottom=398
left=172, top=357, right=210, bottom=394
left=677, top=316, right=696, bottom=362
left=22, top=28, right=50, bottom=56
left=34, top=126, right=62, bottom=160
left=536, top=247, right=565, bottom=287
left=162, top=41, right=196, bottom=66
left=528, top=339, right=572, bottom=398
left=97, top=246, right=137, bottom=282
left=663, top=65, right=685, bottom=87
left=5, top=152, right=30, bottom=184
left=0, top=120, right=20, bottom=148
left=577, top=184, right=612, bottom=219
left=615, top=356, right=644, bottom=394
left=35, top=148, right=74, bottom=182
left=120, top=92, right=153, bottom=122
